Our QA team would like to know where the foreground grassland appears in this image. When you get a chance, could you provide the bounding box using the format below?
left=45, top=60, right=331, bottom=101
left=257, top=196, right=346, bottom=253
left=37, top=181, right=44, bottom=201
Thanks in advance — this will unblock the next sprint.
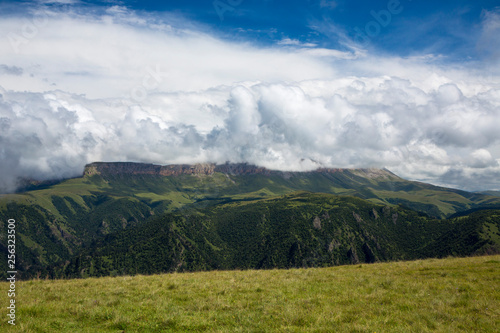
left=2, top=255, right=499, bottom=332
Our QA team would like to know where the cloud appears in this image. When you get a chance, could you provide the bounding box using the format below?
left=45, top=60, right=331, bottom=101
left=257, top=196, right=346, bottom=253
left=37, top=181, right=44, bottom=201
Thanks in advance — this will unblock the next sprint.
left=298, top=48, right=359, bottom=59
left=477, top=8, right=500, bottom=64
left=0, top=6, right=336, bottom=99
left=0, top=65, right=23, bottom=76
left=35, top=0, right=83, bottom=5
left=277, top=38, right=317, bottom=48
left=0, top=4, right=499, bottom=193
left=1, top=72, right=500, bottom=192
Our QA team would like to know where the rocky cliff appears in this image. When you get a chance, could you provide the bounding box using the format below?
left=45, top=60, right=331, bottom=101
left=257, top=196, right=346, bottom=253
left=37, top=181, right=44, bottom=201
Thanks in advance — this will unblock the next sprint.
left=84, top=162, right=216, bottom=177
left=83, top=161, right=399, bottom=180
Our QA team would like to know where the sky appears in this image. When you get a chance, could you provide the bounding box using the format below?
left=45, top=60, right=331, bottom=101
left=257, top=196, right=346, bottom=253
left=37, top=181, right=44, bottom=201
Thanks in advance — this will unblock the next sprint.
left=0, top=0, right=499, bottom=192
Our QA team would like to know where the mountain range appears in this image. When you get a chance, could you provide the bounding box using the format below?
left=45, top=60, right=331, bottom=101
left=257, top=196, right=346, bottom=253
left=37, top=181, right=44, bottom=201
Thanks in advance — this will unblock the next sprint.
left=1, top=162, right=499, bottom=279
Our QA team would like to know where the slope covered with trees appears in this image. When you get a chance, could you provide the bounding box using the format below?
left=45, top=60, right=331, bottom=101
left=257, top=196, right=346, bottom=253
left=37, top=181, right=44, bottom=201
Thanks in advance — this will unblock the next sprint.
left=45, top=192, right=500, bottom=279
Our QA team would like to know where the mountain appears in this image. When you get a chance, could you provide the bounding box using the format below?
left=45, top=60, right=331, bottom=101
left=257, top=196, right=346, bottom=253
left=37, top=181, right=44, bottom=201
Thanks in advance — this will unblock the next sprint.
left=479, top=190, right=500, bottom=197
left=1, top=162, right=500, bottom=279
left=46, top=192, right=500, bottom=278
left=81, top=161, right=500, bottom=218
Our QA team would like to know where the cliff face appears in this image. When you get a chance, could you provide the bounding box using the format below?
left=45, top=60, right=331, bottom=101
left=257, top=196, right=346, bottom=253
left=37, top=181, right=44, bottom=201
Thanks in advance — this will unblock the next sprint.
left=214, top=164, right=274, bottom=176
left=84, top=162, right=216, bottom=177
left=83, top=162, right=280, bottom=177
left=83, top=162, right=396, bottom=179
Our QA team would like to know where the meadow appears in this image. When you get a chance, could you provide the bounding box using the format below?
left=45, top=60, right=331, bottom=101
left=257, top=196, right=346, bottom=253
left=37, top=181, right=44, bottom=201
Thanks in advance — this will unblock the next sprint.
left=1, top=255, right=499, bottom=332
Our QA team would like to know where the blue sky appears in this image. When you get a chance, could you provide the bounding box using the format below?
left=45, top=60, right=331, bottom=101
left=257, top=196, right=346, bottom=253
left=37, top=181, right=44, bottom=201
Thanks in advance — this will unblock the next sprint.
left=5, top=0, right=499, bottom=61
left=62, top=0, right=499, bottom=62
left=0, top=0, right=499, bottom=191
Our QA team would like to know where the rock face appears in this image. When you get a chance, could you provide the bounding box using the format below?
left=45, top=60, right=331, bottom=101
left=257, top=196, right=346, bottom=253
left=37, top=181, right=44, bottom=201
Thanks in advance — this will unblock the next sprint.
left=83, top=161, right=396, bottom=179
left=84, top=162, right=216, bottom=177
left=84, top=162, right=280, bottom=177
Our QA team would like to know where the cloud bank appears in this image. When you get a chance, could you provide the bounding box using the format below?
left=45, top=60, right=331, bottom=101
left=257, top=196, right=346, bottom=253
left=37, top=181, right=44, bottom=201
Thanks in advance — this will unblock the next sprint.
left=0, top=5, right=500, bottom=192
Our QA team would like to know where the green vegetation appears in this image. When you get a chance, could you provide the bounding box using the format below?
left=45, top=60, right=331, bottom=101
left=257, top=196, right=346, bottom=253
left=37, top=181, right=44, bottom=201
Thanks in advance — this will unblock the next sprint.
left=480, top=190, right=500, bottom=197
left=47, top=192, right=500, bottom=279
left=2, top=255, right=499, bottom=332
left=1, top=164, right=499, bottom=331
left=1, top=163, right=500, bottom=279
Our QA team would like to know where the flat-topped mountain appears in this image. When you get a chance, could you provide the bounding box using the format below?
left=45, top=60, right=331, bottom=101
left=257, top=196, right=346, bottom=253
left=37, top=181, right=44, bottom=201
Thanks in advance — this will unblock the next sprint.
left=80, top=162, right=498, bottom=218
left=83, top=161, right=398, bottom=179
left=84, top=162, right=216, bottom=177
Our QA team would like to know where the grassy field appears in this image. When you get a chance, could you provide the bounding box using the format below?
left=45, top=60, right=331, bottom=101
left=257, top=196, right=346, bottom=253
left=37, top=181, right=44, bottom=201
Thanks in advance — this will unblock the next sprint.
left=1, top=255, right=499, bottom=332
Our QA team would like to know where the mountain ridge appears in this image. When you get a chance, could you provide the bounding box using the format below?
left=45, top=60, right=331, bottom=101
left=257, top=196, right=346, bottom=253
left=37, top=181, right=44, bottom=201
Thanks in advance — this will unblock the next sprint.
left=2, top=161, right=500, bottom=279
left=35, top=192, right=500, bottom=279
left=83, top=161, right=400, bottom=179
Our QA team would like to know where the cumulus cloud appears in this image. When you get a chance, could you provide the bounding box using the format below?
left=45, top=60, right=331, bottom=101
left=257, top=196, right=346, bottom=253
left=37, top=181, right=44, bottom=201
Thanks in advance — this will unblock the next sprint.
left=0, top=4, right=500, bottom=192
left=1, top=75, right=500, bottom=192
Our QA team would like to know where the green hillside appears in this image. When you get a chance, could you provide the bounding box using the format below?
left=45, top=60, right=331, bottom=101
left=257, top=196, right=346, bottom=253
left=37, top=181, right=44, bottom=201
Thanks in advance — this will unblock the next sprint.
left=2, top=255, right=499, bottom=332
left=1, top=162, right=500, bottom=279
left=480, top=190, right=500, bottom=197
left=46, top=192, right=500, bottom=279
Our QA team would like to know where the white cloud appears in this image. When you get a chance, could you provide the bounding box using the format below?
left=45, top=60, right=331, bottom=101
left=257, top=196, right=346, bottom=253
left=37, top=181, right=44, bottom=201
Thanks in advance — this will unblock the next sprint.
left=478, top=8, right=500, bottom=64
left=298, top=48, right=359, bottom=59
left=0, top=4, right=500, bottom=192
left=0, top=7, right=336, bottom=99
left=37, top=0, right=81, bottom=4
left=2, top=74, right=500, bottom=192
left=277, top=38, right=317, bottom=48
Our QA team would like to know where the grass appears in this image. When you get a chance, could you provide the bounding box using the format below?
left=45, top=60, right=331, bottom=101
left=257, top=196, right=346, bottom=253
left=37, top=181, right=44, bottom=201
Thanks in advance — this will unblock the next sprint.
left=370, top=189, right=470, bottom=217
left=3, top=170, right=500, bottom=220
left=2, top=255, right=499, bottom=332
left=0, top=177, right=106, bottom=218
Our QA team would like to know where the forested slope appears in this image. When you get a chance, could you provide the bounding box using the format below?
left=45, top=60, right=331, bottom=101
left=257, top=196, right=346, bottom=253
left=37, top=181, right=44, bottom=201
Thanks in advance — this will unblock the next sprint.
left=45, top=192, right=500, bottom=279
